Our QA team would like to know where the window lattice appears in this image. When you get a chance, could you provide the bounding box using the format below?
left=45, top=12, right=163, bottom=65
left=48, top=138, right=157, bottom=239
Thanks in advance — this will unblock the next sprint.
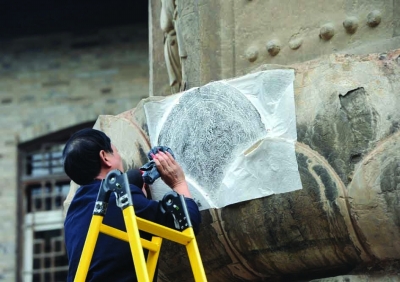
left=32, top=229, right=69, bottom=282
left=21, top=143, right=70, bottom=282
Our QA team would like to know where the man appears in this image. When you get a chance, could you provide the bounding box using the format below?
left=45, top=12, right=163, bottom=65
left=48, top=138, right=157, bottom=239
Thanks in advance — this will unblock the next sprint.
left=63, top=128, right=201, bottom=281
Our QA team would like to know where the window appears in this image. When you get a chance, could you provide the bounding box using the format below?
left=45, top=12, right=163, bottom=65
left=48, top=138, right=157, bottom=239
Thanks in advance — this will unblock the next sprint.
left=18, top=122, right=94, bottom=282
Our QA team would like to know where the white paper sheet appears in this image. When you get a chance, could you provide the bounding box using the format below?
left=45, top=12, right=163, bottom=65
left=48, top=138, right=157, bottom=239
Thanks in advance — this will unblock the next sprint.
left=144, top=69, right=302, bottom=209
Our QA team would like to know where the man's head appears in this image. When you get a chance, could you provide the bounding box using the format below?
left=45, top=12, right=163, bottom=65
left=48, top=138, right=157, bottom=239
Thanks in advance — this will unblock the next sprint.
left=62, top=128, right=123, bottom=185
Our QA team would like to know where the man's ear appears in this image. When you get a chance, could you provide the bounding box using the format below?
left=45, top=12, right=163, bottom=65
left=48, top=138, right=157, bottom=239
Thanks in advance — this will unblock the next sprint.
left=99, top=150, right=112, bottom=168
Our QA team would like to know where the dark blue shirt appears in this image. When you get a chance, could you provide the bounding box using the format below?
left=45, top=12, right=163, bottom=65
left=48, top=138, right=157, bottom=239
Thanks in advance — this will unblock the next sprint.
left=64, top=180, right=201, bottom=281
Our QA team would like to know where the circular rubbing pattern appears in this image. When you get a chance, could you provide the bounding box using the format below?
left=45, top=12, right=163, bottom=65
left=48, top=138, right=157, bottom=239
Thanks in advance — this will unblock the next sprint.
left=158, top=82, right=267, bottom=192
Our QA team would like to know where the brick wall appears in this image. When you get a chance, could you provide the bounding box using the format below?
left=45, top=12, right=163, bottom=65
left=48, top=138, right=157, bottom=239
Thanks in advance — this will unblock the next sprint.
left=0, top=24, right=149, bottom=281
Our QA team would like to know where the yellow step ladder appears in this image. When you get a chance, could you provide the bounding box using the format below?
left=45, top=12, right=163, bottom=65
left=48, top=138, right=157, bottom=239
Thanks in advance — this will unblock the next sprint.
left=74, top=169, right=207, bottom=282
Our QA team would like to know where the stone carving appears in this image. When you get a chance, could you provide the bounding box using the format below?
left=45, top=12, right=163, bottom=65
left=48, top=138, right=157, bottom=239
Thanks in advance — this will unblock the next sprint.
left=289, top=37, right=303, bottom=50
left=75, top=50, right=400, bottom=281
left=367, top=10, right=382, bottom=27
left=319, top=23, right=335, bottom=40
left=148, top=0, right=400, bottom=280
left=150, top=1, right=399, bottom=95
left=266, top=39, right=281, bottom=56
left=343, top=16, right=359, bottom=34
left=154, top=50, right=400, bottom=281
left=160, top=0, right=187, bottom=93
left=245, top=46, right=258, bottom=62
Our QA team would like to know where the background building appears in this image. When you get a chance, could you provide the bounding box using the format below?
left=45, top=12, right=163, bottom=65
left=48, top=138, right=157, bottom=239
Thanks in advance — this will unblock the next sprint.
left=0, top=1, right=150, bottom=281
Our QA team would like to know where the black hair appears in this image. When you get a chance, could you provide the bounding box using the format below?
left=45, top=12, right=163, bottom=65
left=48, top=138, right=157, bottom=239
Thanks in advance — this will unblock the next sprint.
left=62, top=128, right=113, bottom=185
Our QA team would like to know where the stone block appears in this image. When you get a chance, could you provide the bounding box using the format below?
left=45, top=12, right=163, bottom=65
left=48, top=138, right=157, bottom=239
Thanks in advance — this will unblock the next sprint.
left=150, top=0, right=400, bottom=96
left=141, top=50, right=400, bottom=280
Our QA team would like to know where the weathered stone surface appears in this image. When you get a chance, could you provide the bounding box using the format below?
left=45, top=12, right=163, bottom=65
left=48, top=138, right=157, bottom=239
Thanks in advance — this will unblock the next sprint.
left=294, top=50, right=400, bottom=187
left=149, top=0, right=400, bottom=96
left=58, top=6, right=400, bottom=279
left=143, top=50, right=400, bottom=281
left=157, top=143, right=364, bottom=281
left=347, top=131, right=400, bottom=260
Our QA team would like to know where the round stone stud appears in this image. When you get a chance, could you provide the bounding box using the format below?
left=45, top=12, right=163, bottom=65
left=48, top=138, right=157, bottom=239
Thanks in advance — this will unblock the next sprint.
left=289, top=37, right=303, bottom=50
left=266, top=39, right=281, bottom=56
left=367, top=10, right=382, bottom=27
left=245, top=46, right=259, bottom=62
left=343, top=16, right=359, bottom=34
left=319, top=23, right=335, bottom=40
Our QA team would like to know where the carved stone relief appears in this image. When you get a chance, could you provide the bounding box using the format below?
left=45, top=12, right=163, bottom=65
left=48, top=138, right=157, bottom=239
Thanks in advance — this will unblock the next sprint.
left=160, top=0, right=187, bottom=93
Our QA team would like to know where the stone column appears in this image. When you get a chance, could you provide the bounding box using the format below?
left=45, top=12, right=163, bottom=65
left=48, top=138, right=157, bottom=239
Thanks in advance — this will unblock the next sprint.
left=149, top=0, right=400, bottom=95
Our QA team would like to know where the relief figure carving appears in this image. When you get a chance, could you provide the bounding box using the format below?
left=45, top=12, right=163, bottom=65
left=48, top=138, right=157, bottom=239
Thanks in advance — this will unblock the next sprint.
left=160, top=0, right=187, bottom=93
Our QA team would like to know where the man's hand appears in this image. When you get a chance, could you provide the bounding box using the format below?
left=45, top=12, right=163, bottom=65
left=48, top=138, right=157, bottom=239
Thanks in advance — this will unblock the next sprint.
left=152, top=151, right=192, bottom=198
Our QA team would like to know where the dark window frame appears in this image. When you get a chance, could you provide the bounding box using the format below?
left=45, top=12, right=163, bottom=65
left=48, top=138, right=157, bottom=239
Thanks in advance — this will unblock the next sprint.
left=17, top=121, right=94, bottom=282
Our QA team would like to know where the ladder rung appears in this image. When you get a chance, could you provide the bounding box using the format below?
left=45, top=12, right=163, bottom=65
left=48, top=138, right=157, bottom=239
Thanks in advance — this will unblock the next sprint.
left=99, top=224, right=161, bottom=252
left=136, top=217, right=194, bottom=245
